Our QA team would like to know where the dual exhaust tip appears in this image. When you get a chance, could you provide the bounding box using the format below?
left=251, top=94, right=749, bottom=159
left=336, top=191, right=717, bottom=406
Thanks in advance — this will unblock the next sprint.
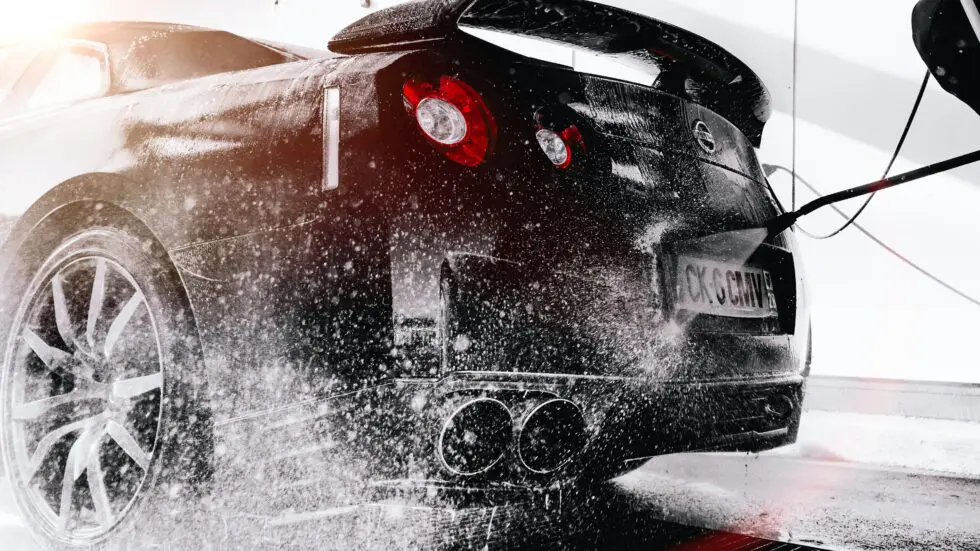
left=437, top=397, right=587, bottom=477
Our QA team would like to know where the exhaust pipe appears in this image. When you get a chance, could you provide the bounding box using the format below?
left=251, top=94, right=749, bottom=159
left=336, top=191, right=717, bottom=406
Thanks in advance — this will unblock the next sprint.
left=764, top=394, right=796, bottom=421
left=437, top=398, right=512, bottom=476
left=517, top=399, right=587, bottom=474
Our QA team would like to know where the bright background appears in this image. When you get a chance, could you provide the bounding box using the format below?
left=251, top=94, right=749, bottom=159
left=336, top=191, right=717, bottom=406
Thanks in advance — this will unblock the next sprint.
left=1, top=0, right=978, bottom=383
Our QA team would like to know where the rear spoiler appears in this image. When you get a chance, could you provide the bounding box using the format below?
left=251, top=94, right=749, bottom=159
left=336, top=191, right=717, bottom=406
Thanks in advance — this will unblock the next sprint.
left=329, top=0, right=772, bottom=146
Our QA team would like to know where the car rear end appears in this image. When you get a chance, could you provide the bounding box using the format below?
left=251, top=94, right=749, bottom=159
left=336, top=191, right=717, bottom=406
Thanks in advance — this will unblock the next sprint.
left=331, top=0, right=810, bottom=485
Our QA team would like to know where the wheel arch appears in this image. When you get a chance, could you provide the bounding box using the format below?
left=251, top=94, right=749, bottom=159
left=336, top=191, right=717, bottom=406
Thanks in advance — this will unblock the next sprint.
left=0, top=172, right=203, bottom=358
left=0, top=174, right=217, bottom=536
left=1, top=172, right=181, bottom=284
left=5, top=172, right=120, bottom=246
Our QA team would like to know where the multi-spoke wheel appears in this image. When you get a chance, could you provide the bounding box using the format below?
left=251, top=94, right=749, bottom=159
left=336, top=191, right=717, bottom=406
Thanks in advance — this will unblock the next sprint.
left=1, top=222, right=212, bottom=549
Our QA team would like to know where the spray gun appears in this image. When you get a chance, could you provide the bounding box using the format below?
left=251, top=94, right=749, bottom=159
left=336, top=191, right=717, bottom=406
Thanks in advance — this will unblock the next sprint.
left=760, top=0, right=980, bottom=238
left=764, top=148, right=980, bottom=238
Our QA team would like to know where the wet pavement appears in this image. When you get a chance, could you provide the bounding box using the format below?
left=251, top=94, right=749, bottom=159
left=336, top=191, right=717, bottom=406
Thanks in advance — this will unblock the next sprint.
left=3, top=452, right=978, bottom=550
left=629, top=453, right=980, bottom=551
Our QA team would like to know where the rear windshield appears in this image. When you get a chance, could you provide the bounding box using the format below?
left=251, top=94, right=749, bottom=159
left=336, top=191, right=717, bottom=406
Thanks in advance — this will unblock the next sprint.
left=250, top=38, right=336, bottom=61
left=460, top=27, right=657, bottom=86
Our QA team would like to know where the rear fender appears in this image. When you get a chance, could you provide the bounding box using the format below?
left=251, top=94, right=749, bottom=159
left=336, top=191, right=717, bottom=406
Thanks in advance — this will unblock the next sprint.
left=0, top=173, right=153, bottom=274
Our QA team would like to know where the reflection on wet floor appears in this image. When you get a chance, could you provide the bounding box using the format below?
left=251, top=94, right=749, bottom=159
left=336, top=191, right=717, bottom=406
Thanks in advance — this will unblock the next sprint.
left=232, top=482, right=825, bottom=550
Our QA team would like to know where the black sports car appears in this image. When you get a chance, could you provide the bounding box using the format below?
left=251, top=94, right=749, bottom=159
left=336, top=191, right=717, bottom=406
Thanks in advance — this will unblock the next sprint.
left=0, top=1, right=811, bottom=547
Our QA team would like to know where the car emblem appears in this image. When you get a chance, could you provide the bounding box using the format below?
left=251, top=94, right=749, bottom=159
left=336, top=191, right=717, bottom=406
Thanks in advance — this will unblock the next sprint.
left=692, top=120, right=716, bottom=153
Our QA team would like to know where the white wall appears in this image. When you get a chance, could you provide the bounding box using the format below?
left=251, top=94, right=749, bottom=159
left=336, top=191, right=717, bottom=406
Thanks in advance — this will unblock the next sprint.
left=3, top=0, right=978, bottom=382
left=793, top=0, right=980, bottom=383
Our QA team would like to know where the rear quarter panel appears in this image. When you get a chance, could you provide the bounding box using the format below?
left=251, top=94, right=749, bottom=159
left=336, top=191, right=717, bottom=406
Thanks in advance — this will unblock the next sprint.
left=0, top=59, right=333, bottom=250
left=0, top=54, right=402, bottom=425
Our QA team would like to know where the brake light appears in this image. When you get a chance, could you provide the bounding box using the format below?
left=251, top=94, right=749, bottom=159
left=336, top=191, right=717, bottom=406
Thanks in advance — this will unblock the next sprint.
left=417, top=98, right=468, bottom=145
left=535, top=125, right=586, bottom=170
left=403, top=76, right=497, bottom=167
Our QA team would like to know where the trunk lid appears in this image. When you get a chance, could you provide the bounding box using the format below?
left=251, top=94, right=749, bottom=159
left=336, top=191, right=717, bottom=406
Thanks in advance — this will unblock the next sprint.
left=330, top=0, right=771, bottom=146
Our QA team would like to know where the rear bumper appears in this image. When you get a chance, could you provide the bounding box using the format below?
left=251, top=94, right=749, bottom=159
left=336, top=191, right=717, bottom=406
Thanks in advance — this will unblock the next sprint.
left=415, top=370, right=805, bottom=481
left=437, top=251, right=805, bottom=381
left=590, top=374, right=805, bottom=461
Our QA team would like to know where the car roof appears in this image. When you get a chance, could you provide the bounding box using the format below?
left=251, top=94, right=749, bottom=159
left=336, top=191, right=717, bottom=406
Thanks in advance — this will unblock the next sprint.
left=0, top=22, right=322, bottom=95
left=1, top=21, right=335, bottom=59
left=0, top=21, right=204, bottom=50
left=64, top=21, right=208, bottom=41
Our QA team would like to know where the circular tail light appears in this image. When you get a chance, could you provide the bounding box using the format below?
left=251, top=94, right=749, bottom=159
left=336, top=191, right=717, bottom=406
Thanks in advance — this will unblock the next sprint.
left=535, top=125, right=586, bottom=170
left=417, top=98, right=468, bottom=145
left=536, top=128, right=571, bottom=168
left=403, top=76, right=497, bottom=167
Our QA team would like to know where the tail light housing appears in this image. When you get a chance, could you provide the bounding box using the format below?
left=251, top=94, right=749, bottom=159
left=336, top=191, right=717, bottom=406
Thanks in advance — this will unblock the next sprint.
left=403, top=76, right=497, bottom=167
left=533, top=106, right=588, bottom=170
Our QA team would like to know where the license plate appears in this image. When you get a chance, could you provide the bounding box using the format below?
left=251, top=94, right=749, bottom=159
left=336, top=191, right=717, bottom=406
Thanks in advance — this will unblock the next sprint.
left=675, top=256, right=777, bottom=318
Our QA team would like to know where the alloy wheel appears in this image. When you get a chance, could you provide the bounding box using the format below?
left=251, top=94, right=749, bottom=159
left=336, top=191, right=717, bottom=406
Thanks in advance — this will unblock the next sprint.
left=2, top=256, right=164, bottom=541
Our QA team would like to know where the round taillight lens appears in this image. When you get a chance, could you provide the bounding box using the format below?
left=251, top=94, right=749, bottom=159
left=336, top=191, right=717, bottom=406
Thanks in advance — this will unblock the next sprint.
left=535, top=125, right=584, bottom=170
left=536, top=128, right=571, bottom=168
left=403, top=76, right=497, bottom=167
left=417, top=97, right=468, bottom=145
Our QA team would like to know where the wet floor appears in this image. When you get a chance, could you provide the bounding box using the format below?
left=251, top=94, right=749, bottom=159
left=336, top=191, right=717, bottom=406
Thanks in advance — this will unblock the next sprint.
left=3, top=453, right=978, bottom=550
left=245, top=481, right=829, bottom=550
left=205, top=453, right=980, bottom=550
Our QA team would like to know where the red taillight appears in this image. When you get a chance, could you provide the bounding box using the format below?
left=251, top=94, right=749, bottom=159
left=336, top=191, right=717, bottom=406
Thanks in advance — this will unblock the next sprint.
left=535, top=125, right=586, bottom=170
left=403, top=76, right=497, bottom=167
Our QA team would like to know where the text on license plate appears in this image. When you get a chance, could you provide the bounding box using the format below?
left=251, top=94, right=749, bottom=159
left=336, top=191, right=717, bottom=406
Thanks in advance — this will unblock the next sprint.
left=675, top=256, right=777, bottom=318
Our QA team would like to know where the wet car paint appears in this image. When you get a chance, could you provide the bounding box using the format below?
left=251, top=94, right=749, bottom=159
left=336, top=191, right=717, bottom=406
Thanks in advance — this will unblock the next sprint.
left=0, top=1, right=811, bottom=526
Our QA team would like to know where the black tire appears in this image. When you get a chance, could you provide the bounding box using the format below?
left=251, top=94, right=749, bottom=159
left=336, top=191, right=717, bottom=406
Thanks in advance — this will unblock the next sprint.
left=0, top=211, right=214, bottom=549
